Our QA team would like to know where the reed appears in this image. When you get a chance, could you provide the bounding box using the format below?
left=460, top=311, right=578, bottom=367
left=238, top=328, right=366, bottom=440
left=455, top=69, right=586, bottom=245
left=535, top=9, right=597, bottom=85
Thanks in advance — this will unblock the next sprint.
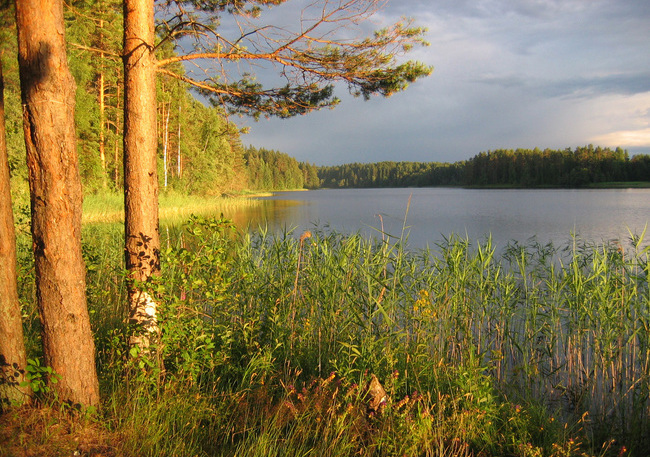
left=10, top=215, right=649, bottom=456
left=218, top=224, right=648, bottom=454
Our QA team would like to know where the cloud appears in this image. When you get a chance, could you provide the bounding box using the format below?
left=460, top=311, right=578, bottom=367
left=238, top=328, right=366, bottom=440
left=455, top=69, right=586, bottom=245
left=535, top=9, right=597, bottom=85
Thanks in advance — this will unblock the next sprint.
left=392, top=0, right=588, bottom=20
left=475, top=72, right=650, bottom=98
left=591, top=129, right=650, bottom=148
left=585, top=93, right=650, bottom=151
left=236, top=0, right=650, bottom=165
left=551, top=73, right=650, bottom=98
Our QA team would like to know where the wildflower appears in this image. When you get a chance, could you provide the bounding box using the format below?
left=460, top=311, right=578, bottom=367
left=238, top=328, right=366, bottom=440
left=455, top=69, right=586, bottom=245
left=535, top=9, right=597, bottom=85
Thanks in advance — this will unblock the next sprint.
left=395, top=395, right=410, bottom=409
left=284, top=400, right=298, bottom=415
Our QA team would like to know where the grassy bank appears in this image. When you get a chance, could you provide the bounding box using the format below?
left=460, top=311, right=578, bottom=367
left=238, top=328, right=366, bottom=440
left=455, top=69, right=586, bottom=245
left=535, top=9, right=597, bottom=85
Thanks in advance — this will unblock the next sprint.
left=82, top=191, right=264, bottom=225
left=3, top=217, right=649, bottom=456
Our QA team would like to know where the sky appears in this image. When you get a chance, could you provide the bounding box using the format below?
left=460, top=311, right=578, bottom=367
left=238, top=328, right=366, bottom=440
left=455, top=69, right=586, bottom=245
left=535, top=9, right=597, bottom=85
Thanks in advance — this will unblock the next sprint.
left=230, top=0, right=650, bottom=166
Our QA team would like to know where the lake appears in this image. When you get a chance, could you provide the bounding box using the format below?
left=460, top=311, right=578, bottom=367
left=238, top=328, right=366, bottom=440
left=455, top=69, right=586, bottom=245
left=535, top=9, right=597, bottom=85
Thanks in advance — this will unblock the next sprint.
left=230, top=188, right=650, bottom=251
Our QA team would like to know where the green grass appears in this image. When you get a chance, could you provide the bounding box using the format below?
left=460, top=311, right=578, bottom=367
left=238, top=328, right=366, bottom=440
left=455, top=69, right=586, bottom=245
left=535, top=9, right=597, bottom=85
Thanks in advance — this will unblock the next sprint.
left=7, top=215, right=650, bottom=456
left=82, top=190, right=262, bottom=224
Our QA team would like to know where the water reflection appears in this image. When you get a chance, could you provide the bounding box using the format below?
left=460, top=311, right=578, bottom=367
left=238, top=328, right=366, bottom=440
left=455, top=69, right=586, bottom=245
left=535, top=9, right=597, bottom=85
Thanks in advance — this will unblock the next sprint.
left=218, top=188, right=650, bottom=252
left=224, top=198, right=305, bottom=232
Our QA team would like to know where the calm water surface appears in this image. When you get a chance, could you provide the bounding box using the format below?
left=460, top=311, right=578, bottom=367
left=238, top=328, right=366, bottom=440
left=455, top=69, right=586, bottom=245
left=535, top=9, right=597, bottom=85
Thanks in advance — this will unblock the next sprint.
left=231, top=188, right=650, bottom=250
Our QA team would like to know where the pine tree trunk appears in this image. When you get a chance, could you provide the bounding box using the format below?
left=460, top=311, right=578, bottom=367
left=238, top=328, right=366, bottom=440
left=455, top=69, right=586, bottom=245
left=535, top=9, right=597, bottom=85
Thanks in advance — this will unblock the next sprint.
left=0, top=57, right=30, bottom=408
left=15, top=0, right=100, bottom=407
left=123, top=0, right=160, bottom=347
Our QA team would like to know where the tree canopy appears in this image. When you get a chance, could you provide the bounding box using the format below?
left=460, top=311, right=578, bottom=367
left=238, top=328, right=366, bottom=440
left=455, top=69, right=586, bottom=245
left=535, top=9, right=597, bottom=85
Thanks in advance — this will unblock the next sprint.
left=155, top=0, right=432, bottom=118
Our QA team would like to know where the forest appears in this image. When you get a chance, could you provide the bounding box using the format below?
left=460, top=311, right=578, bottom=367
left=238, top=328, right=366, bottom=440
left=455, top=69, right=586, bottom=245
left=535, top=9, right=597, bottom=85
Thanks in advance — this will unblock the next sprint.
left=318, top=146, right=650, bottom=188
left=464, top=146, right=650, bottom=187
left=244, top=146, right=320, bottom=191
left=318, top=160, right=465, bottom=188
left=0, top=0, right=317, bottom=201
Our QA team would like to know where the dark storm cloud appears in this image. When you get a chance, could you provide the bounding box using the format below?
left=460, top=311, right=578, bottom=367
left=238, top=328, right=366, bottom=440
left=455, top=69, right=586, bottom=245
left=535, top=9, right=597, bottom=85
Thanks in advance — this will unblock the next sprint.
left=476, top=72, right=650, bottom=98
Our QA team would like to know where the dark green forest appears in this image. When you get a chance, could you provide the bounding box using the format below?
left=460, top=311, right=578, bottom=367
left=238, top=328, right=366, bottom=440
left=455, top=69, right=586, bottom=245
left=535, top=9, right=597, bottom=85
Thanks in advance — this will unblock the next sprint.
left=319, top=146, right=650, bottom=188
left=319, top=161, right=465, bottom=188
left=464, top=146, right=650, bottom=187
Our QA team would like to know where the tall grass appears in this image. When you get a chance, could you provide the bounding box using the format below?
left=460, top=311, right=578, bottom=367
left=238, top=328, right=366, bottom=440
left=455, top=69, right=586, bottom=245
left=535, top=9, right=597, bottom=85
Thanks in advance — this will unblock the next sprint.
left=226, top=226, right=649, bottom=443
left=82, top=191, right=262, bottom=224
left=13, top=214, right=649, bottom=456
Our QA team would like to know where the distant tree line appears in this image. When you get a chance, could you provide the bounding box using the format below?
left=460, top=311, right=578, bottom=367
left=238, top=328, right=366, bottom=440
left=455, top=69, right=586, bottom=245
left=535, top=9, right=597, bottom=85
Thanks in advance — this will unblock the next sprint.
left=244, top=146, right=320, bottom=191
left=464, top=146, right=650, bottom=187
left=318, top=146, right=650, bottom=188
left=318, top=161, right=465, bottom=188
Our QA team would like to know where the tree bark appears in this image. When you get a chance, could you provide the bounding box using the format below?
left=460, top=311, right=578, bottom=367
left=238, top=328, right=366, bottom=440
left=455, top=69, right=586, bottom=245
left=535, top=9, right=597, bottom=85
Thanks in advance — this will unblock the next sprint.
left=163, top=101, right=169, bottom=188
left=123, top=0, right=159, bottom=347
left=0, top=56, right=30, bottom=408
left=98, top=33, right=107, bottom=188
left=15, top=0, right=100, bottom=407
left=114, top=82, right=121, bottom=188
